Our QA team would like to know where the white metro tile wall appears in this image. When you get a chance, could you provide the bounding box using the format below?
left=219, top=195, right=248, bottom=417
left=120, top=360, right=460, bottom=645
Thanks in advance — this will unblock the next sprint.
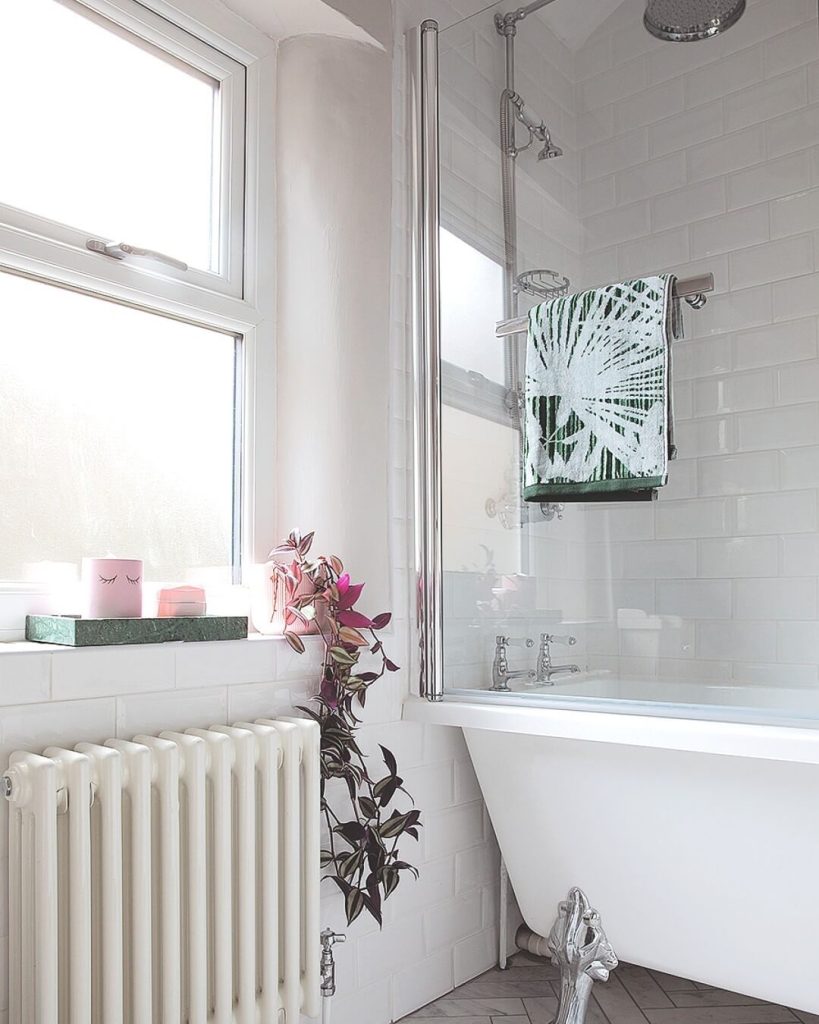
left=574, top=0, right=819, bottom=685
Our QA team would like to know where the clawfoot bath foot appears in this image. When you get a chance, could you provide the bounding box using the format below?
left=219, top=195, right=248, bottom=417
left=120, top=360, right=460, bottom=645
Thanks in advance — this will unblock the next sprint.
left=548, top=888, right=618, bottom=1024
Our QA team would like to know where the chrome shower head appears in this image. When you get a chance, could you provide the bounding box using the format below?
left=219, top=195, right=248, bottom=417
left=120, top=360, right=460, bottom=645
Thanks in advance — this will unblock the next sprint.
left=538, top=140, right=563, bottom=160
left=644, top=0, right=745, bottom=41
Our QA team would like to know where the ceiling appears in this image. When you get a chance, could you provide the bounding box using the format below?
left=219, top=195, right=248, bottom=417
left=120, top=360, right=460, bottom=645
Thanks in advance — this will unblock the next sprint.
left=217, top=0, right=378, bottom=44
left=536, top=0, right=629, bottom=51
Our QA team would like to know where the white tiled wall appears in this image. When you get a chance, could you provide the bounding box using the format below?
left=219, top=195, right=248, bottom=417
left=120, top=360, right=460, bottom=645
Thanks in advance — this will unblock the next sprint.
left=575, top=0, right=819, bottom=686
left=432, top=0, right=819, bottom=695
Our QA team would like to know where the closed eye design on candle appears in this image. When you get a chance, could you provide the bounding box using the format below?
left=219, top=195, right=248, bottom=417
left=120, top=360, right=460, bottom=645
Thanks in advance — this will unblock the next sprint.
left=126, top=575, right=141, bottom=584
left=98, top=574, right=118, bottom=584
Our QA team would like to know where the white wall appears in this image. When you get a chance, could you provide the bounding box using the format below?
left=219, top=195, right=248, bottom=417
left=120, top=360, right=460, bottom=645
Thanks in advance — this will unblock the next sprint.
left=0, top=10, right=503, bottom=1024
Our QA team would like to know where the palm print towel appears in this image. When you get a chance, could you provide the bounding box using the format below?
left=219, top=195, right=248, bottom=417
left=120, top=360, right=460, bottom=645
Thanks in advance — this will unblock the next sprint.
left=523, top=275, right=680, bottom=502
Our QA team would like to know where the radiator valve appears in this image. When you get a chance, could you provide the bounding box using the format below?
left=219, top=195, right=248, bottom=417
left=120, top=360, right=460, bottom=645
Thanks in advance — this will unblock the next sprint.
left=320, top=929, right=346, bottom=997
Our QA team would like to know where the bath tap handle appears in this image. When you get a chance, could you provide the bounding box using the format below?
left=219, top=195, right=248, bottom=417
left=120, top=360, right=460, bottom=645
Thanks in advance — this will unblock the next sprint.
left=497, top=635, right=535, bottom=649
left=541, top=633, right=576, bottom=647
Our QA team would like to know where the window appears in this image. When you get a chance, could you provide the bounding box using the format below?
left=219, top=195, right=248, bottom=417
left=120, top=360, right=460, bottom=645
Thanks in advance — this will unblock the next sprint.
left=0, top=0, right=276, bottom=604
left=0, top=0, right=246, bottom=296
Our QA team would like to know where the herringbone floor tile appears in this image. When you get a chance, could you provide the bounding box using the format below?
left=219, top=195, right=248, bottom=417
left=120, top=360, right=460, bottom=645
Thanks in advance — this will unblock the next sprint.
left=406, top=953, right=812, bottom=1024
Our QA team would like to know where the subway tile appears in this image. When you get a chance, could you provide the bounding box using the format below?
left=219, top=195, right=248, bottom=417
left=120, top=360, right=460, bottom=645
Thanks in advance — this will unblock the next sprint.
left=778, top=359, right=819, bottom=405
left=729, top=235, right=814, bottom=290
left=387, top=856, right=454, bottom=925
left=359, top=914, right=425, bottom=990
left=650, top=101, right=724, bottom=158
left=734, top=661, right=819, bottom=687
left=0, top=650, right=50, bottom=706
left=733, top=318, right=817, bottom=370
left=584, top=201, right=651, bottom=250
left=0, top=698, right=117, bottom=759
left=765, top=23, right=819, bottom=77
left=585, top=581, right=654, bottom=619
left=116, top=686, right=227, bottom=739
left=699, top=537, right=780, bottom=577
left=690, top=204, right=769, bottom=258
left=664, top=458, right=698, bottom=500
left=425, top=801, right=485, bottom=861
left=656, top=580, right=732, bottom=619
left=778, top=620, right=819, bottom=663
left=767, top=104, right=819, bottom=158
left=621, top=541, right=697, bottom=579
left=616, top=153, right=687, bottom=205
left=735, top=578, right=817, bottom=620
left=736, top=490, right=817, bottom=534
left=51, top=644, right=175, bottom=701
left=695, top=287, right=773, bottom=339
left=675, top=417, right=735, bottom=459
left=725, top=69, right=808, bottom=132
left=613, top=77, right=685, bottom=132
left=581, top=58, right=649, bottom=112
left=736, top=402, right=819, bottom=451
left=685, top=45, right=764, bottom=109
left=721, top=0, right=816, bottom=57
left=673, top=337, right=732, bottom=382
left=581, top=504, right=655, bottom=541
left=453, top=930, right=499, bottom=988
left=696, top=620, right=777, bottom=662
left=226, top=681, right=300, bottom=722
left=583, top=128, right=649, bottom=181
left=455, top=844, right=499, bottom=892
left=773, top=270, right=819, bottom=320
left=781, top=444, right=819, bottom=488
left=655, top=499, right=730, bottom=539
left=424, top=891, right=483, bottom=952
left=771, top=187, right=819, bottom=238
left=782, top=532, right=819, bottom=575
left=727, top=151, right=812, bottom=210
left=405, top=760, right=455, bottom=811
left=580, top=176, right=616, bottom=217
left=652, top=179, right=726, bottom=233
left=618, top=227, right=689, bottom=279
left=687, top=127, right=766, bottom=183
left=394, top=953, right=456, bottom=1020
left=673, top=383, right=694, bottom=422
left=693, top=370, right=774, bottom=417
left=698, top=452, right=778, bottom=497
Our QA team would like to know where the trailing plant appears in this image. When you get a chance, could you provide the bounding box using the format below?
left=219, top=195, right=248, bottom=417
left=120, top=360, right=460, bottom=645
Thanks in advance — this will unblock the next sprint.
left=269, top=529, right=421, bottom=926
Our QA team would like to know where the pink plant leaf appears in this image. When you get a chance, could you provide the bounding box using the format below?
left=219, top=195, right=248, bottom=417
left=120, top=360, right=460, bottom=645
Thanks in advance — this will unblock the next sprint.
left=338, top=609, right=374, bottom=629
left=338, top=581, right=365, bottom=610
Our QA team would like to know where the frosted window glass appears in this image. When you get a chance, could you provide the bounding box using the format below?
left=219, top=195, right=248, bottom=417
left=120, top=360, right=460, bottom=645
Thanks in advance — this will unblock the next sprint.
left=0, top=272, right=237, bottom=581
left=0, top=0, right=219, bottom=270
left=440, top=230, right=506, bottom=384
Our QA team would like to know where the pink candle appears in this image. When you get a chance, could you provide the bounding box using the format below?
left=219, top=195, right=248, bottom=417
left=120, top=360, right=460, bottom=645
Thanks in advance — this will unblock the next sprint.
left=81, top=558, right=143, bottom=619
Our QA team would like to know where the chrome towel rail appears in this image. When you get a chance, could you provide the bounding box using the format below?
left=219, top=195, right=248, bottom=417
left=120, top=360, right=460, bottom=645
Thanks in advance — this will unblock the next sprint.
left=495, top=272, right=714, bottom=337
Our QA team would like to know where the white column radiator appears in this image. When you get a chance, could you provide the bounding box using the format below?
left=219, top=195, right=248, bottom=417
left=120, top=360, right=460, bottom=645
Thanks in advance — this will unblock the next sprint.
left=4, top=716, right=321, bottom=1024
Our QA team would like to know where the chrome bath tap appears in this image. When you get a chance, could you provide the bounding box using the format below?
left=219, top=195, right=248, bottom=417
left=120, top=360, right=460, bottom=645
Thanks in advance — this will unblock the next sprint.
left=537, top=633, right=580, bottom=684
left=491, top=635, right=535, bottom=691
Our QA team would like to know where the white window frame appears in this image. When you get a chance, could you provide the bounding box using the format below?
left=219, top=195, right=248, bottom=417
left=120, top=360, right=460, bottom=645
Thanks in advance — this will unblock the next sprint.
left=0, top=0, right=278, bottom=622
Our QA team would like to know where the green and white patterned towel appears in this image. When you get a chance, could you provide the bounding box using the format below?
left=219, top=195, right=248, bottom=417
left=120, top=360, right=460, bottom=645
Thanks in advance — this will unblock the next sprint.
left=523, top=275, right=680, bottom=502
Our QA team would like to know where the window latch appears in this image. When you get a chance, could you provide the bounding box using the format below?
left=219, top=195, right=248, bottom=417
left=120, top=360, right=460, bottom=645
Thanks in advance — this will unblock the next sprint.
left=86, top=239, right=188, bottom=272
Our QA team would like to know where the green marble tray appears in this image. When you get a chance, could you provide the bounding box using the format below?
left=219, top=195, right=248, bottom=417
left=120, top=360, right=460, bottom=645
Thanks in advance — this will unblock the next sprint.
left=26, top=614, right=248, bottom=647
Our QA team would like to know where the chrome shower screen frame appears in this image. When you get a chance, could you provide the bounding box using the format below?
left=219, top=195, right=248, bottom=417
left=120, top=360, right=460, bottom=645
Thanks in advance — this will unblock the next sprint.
left=410, top=20, right=444, bottom=701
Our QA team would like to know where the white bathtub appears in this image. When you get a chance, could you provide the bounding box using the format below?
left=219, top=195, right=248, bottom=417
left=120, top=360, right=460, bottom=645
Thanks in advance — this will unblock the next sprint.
left=404, top=691, right=819, bottom=1013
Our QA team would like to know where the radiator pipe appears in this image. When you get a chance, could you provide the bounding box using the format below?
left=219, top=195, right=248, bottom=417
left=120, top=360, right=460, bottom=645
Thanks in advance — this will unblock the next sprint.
left=320, top=928, right=346, bottom=1024
left=515, top=923, right=551, bottom=959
